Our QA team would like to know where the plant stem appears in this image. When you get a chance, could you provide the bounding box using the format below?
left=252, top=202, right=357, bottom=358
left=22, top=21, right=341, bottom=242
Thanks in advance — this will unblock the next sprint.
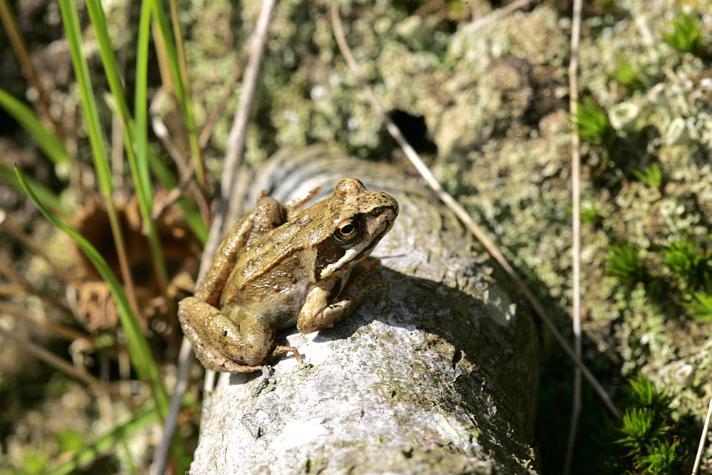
left=167, top=0, right=206, bottom=190
left=154, top=1, right=278, bottom=472
left=564, top=0, right=584, bottom=472
left=692, top=399, right=712, bottom=475
left=0, top=0, right=63, bottom=139
left=58, top=0, right=140, bottom=315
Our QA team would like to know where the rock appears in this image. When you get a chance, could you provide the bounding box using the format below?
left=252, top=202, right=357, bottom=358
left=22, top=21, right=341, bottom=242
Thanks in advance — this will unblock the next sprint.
left=188, top=147, right=540, bottom=474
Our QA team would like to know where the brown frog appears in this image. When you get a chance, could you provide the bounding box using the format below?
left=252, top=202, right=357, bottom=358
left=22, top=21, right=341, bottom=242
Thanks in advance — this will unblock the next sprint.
left=178, top=178, right=399, bottom=373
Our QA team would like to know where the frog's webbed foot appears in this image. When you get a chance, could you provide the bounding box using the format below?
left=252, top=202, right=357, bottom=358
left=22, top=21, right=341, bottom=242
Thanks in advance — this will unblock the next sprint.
left=178, top=297, right=276, bottom=373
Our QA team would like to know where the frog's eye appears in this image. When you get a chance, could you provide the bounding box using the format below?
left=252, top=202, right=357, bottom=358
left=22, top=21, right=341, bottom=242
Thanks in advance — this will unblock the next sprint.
left=334, top=218, right=360, bottom=244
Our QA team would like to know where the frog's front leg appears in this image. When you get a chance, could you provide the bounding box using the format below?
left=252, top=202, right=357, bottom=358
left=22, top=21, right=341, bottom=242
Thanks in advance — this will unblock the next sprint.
left=297, top=258, right=385, bottom=334
left=178, top=298, right=275, bottom=372
left=296, top=285, right=349, bottom=334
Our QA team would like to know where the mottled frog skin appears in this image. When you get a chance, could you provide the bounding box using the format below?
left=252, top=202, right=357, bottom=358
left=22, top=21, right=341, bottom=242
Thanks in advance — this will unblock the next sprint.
left=178, top=178, right=399, bottom=373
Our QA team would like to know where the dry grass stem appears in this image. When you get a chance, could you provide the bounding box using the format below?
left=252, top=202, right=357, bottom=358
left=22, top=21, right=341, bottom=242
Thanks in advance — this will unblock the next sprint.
left=0, top=0, right=63, bottom=139
left=150, top=103, right=190, bottom=171
left=564, top=0, right=584, bottom=472
left=464, top=0, right=537, bottom=33
left=167, top=0, right=206, bottom=190
left=331, top=3, right=619, bottom=419
left=150, top=109, right=210, bottom=219
left=111, top=113, right=126, bottom=189
left=199, top=50, right=250, bottom=149
left=1, top=216, right=74, bottom=282
left=0, top=327, right=107, bottom=393
left=0, top=258, right=72, bottom=314
left=222, top=0, right=277, bottom=220
left=103, top=202, right=142, bottom=316
left=0, top=300, right=94, bottom=345
left=155, top=2, right=278, bottom=471
left=693, top=399, right=712, bottom=475
left=150, top=167, right=195, bottom=220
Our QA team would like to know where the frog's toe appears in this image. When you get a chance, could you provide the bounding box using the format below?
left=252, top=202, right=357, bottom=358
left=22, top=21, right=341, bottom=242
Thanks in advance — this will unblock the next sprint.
left=194, top=346, right=263, bottom=373
left=221, top=361, right=265, bottom=373
left=272, top=345, right=302, bottom=362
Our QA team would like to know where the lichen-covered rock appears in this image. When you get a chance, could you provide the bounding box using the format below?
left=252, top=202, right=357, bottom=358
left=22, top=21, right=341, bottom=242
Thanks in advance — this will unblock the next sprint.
left=189, top=148, right=540, bottom=474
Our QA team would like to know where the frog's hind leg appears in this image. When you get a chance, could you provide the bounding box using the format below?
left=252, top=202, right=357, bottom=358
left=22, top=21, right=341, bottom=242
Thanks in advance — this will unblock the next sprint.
left=178, top=297, right=275, bottom=373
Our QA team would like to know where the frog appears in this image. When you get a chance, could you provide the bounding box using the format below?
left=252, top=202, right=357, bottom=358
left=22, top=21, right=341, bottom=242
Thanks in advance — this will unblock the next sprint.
left=178, top=178, right=399, bottom=373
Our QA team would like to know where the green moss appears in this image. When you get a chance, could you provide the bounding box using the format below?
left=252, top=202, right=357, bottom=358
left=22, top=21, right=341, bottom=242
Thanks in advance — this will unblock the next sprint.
left=663, top=241, right=712, bottom=292
left=633, top=164, right=663, bottom=189
left=606, top=244, right=649, bottom=285
left=663, top=13, right=704, bottom=56
left=686, top=293, right=712, bottom=322
left=575, top=98, right=615, bottom=144
left=607, top=376, right=690, bottom=474
left=611, top=56, right=646, bottom=90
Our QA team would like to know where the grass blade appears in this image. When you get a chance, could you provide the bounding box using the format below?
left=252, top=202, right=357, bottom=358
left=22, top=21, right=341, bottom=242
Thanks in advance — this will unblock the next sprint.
left=148, top=153, right=209, bottom=243
left=134, top=0, right=169, bottom=291
left=0, top=163, right=69, bottom=214
left=15, top=167, right=169, bottom=417
left=83, top=0, right=206, bottom=248
left=134, top=0, right=154, bottom=203
left=0, top=88, right=72, bottom=166
left=58, top=0, right=140, bottom=313
left=46, top=404, right=158, bottom=475
left=0, top=0, right=61, bottom=138
left=84, top=0, right=169, bottom=293
left=58, top=0, right=114, bottom=196
left=151, top=0, right=206, bottom=189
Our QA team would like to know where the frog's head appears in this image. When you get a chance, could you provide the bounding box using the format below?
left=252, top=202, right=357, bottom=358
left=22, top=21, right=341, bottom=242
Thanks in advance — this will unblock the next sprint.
left=315, top=178, right=398, bottom=280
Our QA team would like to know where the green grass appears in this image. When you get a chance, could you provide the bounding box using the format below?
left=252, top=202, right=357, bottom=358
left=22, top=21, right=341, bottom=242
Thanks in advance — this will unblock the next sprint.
left=85, top=0, right=207, bottom=245
left=627, top=375, right=671, bottom=411
left=152, top=0, right=206, bottom=189
left=664, top=13, right=703, bottom=56
left=83, top=0, right=169, bottom=294
left=0, top=89, right=72, bottom=167
left=0, top=1, right=213, bottom=470
left=15, top=168, right=170, bottom=415
left=637, top=440, right=683, bottom=474
left=47, top=404, right=158, bottom=475
left=618, top=408, right=663, bottom=452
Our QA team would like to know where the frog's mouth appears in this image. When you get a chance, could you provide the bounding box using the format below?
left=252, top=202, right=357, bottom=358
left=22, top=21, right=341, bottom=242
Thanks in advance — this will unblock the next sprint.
left=319, top=205, right=397, bottom=279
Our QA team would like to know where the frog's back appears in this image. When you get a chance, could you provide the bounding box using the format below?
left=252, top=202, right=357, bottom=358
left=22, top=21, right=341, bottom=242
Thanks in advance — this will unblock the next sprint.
left=221, top=240, right=314, bottom=329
